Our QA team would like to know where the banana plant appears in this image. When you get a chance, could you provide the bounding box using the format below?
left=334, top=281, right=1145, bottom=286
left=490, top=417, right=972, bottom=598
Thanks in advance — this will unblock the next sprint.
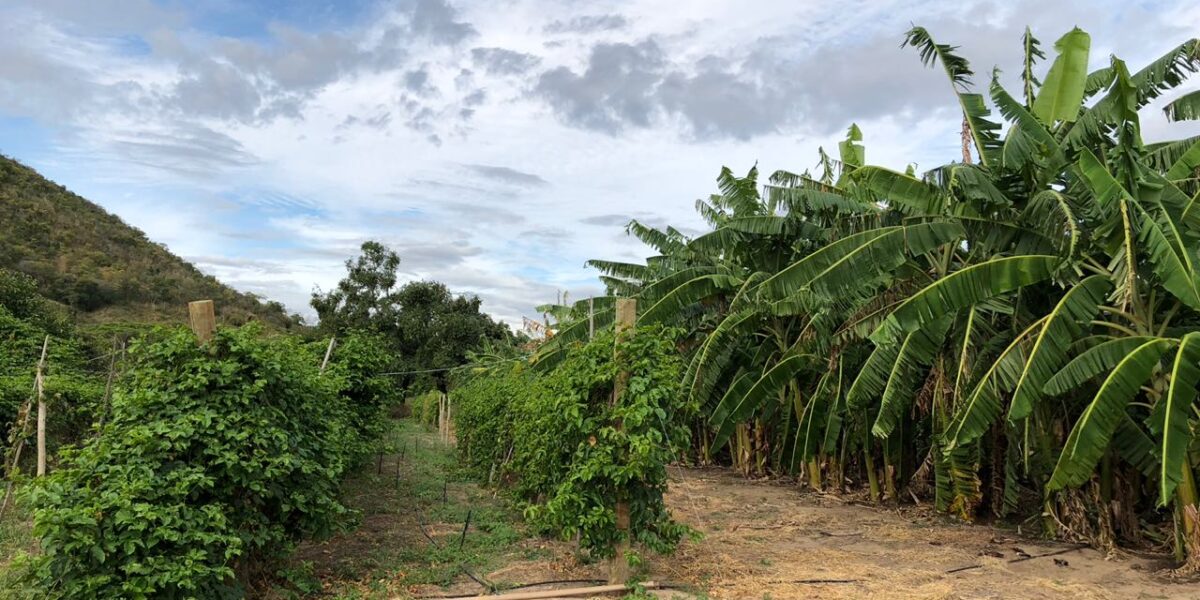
left=538, top=24, right=1200, bottom=561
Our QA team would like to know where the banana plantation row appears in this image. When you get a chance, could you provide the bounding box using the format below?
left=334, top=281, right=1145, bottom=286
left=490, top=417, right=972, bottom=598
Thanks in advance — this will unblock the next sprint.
left=455, top=26, right=1200, bottom=566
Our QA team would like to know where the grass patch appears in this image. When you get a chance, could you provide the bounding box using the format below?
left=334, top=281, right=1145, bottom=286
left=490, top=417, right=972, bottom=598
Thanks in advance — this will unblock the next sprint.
left=279, top=418, right=536, bottom=599
left=0, top=489, right=34, bottom=593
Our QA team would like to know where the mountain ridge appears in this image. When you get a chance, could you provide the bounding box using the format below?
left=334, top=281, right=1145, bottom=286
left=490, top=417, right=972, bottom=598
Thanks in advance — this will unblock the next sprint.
left=0, top=154, right=302, bottom=329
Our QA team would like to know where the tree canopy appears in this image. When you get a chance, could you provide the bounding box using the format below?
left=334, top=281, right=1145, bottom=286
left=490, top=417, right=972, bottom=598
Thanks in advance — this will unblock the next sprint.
left=311, top=241, right=515, bottom=391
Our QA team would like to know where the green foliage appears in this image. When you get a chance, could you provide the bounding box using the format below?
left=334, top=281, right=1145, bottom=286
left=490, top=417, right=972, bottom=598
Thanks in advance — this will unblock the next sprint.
left=14, top=325, right=388, bottom=599
left=410, top=390, right=443, bottom=428
left=540, top=23, right=1200, bottom=560
left=319, top=331, right=401, bottom=462
left=1, top=268, right=106, bottom=450
left=455, top=326, right=695, bottom=559
left=0, top=156, right=301, bottom=329
left=451, top=365, right=528, bottom=478
left=311, top=241, right=517, bottom=393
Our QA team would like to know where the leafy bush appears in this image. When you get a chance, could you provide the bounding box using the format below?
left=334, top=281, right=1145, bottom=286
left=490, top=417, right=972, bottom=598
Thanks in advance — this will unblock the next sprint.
left=1, top=272, right=105, bottom=449
left=455, top=325, right=695, bottom=559
left=317, top=331, right=399, bottom=463
left=450, top=364, right=529, bottom=478
left=410, top=389, right=443, bottom=428
left=16, top=325, right=375, bottom=599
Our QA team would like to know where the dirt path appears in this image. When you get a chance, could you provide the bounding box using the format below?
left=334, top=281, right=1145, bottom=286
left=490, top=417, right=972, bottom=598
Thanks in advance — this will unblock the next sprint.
left=295, top=423, right=1200, bottom=599
left=652, top=467, right=1196, bottom=599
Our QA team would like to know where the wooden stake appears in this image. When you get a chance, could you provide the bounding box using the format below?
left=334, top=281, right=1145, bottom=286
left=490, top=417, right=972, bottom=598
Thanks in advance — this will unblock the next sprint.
left=320, top=337, right=337, bottom=373
left=609, top=298, right=636, bottom=584
left=35, top=336, right=49, bottom=477
left=187, top=300, right=216, bottom=344
left=96, top=338, right=122, bottom=432
left=0, top=378, right=38, bottom=518
left=459, top=509, right=473, bottom=550
left=451, top=582, right=665, bottom=600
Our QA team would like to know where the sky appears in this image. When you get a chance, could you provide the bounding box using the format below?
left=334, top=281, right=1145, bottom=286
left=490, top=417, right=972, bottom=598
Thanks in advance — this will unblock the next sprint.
left=2, top=0, right=1198, bottom=327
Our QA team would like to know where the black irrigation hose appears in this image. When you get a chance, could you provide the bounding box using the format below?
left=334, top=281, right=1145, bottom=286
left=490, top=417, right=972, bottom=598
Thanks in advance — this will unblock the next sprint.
left=414, top=507, right=496, bottom=593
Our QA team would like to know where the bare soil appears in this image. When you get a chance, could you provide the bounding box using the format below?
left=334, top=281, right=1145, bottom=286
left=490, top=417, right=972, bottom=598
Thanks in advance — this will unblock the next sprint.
left=648, top=467, right=1196, bottom=599
left=297, top=423, right=1200, bottom=599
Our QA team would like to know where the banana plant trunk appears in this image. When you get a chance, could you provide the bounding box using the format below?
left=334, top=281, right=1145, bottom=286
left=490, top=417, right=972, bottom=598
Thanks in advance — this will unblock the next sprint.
left=1175, top=462, right=1200, bottom=564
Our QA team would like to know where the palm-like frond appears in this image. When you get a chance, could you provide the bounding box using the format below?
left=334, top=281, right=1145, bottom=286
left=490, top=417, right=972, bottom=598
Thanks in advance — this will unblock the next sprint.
left=1008, top=275, right=1112, bottom=421
left=758, top=223, right=962, bottom=302
left=853, top=166, right=945, bottom=214
left=1031, top=28, right=1091, bottom=124
left=638, top=274, right=741, bottom=324
left=945, top=318, right=1042, bottom=450
left=1160, top=332, right=1200, bottom=504
left=1043, top=336, right=1160, bottom=395
left=1022, top=27, right=1045, bottom=107
left=903, top=26, right=1003, bottom=166
left=871, top=255, right=1060, bottom=345
left=1164, top=90, right=1200, bottom=122
left=710, top=353, right=814, bottom=449
left=1048, top=338, right=1177, bottom=491
left=872, top=317, right=953, bottom=438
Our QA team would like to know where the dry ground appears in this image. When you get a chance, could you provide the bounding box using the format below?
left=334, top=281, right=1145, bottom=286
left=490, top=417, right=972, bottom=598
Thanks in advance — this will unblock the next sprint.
left=654, top=467, right=1195, bottom=599
left=297, top=422, right=1200, bottom=599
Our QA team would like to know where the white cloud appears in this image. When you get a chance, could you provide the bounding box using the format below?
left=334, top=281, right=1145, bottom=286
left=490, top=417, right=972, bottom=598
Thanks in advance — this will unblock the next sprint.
left=2, top=0, right=1197, bottom=327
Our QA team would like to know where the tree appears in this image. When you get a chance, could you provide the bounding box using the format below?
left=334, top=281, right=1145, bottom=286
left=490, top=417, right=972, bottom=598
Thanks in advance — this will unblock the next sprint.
left=311, top=241, right=515, bottom=393
left=539, top=26, right=1200, bottom=562
left=311, top=241, right=401, bottom=333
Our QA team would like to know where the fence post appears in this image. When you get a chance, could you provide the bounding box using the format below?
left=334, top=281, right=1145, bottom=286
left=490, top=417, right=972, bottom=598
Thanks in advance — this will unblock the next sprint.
left=188, top=300, right=216, bottom=344
left=609, top=298, right=636, bottom=584
left=96, top=338, right=123, bottom=433
left=320, top=337, right=337, bottom=373
left=0, top=340, right=47, bottom=517
left=35, top=335, right=49, bottom=477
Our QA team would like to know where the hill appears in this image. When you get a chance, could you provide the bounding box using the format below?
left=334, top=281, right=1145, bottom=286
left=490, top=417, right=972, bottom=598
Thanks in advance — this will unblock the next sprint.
left=0, top=154, right=302, bottom=329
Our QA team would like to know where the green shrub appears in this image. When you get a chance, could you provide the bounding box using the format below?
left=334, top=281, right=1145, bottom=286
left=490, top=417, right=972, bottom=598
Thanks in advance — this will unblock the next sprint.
left=456, top=325, right=695, bottom=559
left=318, top=331, right=399, bottom=463
left=450, top=364, right=529, bottom=478
left=409, top=389, right=442, bottom=428
left=16, top=325, right=367, bottom=599
left=0, top=299, right=104, bottom=448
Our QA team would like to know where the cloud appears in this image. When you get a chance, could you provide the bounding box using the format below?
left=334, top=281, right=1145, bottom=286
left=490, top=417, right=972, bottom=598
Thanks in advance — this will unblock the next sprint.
left=5, top=0, right=1198, bottom=330
left=534, top=40, right=666, bottom=134
left=579, top=214, right=633, bottom=227
left=404, top=67, right=433, bottom=94
left=406, top=0, right=476, bottom=45
left=544, top=14, right=628, bottom=34
left=26, top=0, right=184, bottom=35
left=100, top=125, right=261, bottom=179
left=464, top=164, right=549, bottom=187
left=470, top=47, right=542, bottom=75
left=393, top=239, right=483, bottom=272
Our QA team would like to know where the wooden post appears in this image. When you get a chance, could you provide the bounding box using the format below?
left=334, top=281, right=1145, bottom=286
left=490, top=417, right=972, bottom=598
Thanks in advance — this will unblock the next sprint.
left=609, top=298, right=636, bottom=584
left=0, top=367, right=40, bottom=518
left=96, top=338, right=123, bottom=432
left=320, top=337, right=337, bottom=373
left=35, top=336, right=49, bottom=477
left=188, top=300, right=216, bottom=344
left=588, top=297, right=595, bottom=340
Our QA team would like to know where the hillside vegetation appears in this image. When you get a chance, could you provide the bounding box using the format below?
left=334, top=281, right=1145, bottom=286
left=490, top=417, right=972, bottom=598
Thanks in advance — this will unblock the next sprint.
left=0, top=155, right=300, bottom=328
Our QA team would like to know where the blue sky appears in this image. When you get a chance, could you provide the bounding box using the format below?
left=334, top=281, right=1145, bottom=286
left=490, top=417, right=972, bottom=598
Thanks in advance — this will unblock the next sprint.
left=2, top=0, right=1198, bottom=326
